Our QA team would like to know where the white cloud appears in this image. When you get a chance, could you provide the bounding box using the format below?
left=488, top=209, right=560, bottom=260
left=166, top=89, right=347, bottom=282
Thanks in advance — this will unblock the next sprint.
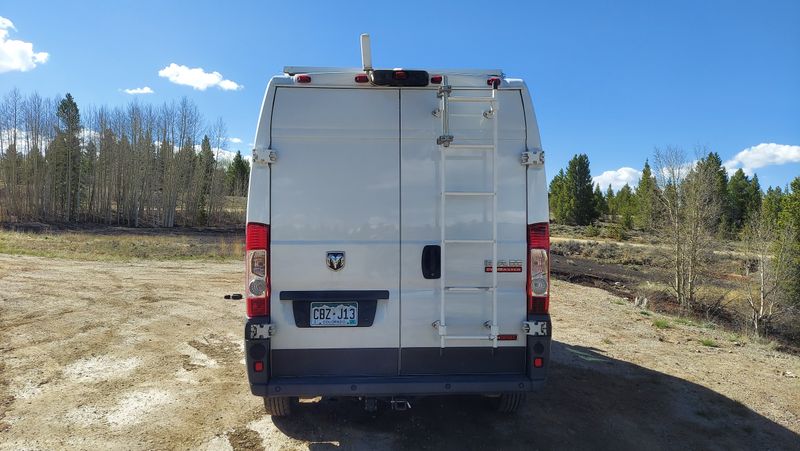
left=0, top=16, right=49, bottom=73
left=228, top=137, right=242, bottom=144
left=723, top=143, right=800, bottom=176
left=0, top=17, right=14, bottom=30
left=158, top=63, right=242, bottom=91
left=593, top=167, right=642, bottom=191
left=123, top=86, right=154, bottom=95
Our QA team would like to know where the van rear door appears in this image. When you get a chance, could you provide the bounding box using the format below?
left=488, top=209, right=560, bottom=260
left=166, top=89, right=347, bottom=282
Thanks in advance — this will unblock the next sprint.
left=399, top=88, right=529, bottom=375
left=268, top=87, right=400, bottom=377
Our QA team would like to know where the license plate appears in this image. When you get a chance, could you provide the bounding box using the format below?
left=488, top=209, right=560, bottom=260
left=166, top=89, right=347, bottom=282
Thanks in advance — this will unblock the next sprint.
left=310, top=302, right=358, bottom=327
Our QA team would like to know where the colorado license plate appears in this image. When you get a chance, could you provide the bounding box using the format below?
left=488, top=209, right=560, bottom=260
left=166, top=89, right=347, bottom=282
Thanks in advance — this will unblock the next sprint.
left=310, top=302, right=358, bottom=327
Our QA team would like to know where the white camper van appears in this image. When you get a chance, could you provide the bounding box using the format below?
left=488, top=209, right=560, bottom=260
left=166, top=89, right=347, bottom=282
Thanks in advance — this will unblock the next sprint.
left=244, top=36, right=551, bottom=416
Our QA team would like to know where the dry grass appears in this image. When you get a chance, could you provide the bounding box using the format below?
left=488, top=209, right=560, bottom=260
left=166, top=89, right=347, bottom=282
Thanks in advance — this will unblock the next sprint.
left=700, top=338, right=720, bottom=347
left=0, top=230, right=244, bottom=262
left=652, top=318, right=672, bottom=329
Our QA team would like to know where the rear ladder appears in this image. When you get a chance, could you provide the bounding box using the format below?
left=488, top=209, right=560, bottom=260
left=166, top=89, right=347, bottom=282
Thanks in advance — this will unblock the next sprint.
left=433, top=77, right=500, bottom=348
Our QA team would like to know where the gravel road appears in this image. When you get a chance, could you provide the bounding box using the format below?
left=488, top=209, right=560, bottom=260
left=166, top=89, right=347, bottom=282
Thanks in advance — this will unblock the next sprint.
left=1, top=254, right=798, bottom=450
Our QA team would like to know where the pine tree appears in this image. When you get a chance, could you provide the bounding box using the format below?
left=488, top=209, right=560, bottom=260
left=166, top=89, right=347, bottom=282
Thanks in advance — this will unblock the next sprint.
left=548, top=169, right=570, bottom=223
left=634, top=160, right=658, bottom=230
left=615, top=184, right=636, bottom=230
left=56, top=93, right=81, bottom=221
left=728, top=169, right=752, bottom=231
left=779, top=177, right=800, bottom=305
left=605, top=185, right=615, bottom=217
left=226, top=150, right=250, bottom=197
left=564, top=154, right=597, bottom=225
left=192, top=135, right=215, bottom=224
left=593, top=184, right=607, bottom=217
left=762, top=186, right=784, bottom=225
left=746, top=173, right=762, bottom=218
left=694, top=152, right=729, bottom=234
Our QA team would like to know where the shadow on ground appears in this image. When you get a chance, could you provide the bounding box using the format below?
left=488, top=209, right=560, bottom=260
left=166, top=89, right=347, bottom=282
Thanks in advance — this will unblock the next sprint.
left=272, top=342, right=799, bottom=451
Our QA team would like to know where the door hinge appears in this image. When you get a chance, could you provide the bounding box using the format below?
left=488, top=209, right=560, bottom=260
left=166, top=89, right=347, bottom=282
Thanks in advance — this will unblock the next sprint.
left=522, top=320, right=549, bottom=336
left=249, top=323, right=275, bottom=339
left=253, top=148, right=278, bottom=165
left=520, top=149, right=544, bottom=167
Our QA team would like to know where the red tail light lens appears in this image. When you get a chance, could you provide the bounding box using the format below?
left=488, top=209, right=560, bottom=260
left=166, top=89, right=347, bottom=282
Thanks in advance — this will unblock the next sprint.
left=246, top=223, right=270, bottom=317
left=355, top=74, right=369, bottom=83
left=295, top=74, right=311, bottom=83
left=527, top=222, right=550, bottom=314
left=430, top=75, right=443, bottom=84
left=394, top=71, right=407, bottom=80
left=487, top=77, right=501, bottom=88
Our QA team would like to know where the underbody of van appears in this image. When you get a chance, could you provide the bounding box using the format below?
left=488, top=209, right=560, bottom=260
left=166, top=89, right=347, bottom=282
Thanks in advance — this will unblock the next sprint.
left=243, top=65, right=551, bottom=414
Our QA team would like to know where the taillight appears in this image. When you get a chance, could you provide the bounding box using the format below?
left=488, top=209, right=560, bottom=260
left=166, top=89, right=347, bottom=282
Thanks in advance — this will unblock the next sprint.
left=527, top=222, right=550, bottom=314
left=295, top=74, right=311, bottom=83
left=354, top=74, right=369, bottom=83
left=430, top=75, right=443, bottom=84
left=394, top=70, right=407, bottom=80
left=246, top=222, right=270, bottom=317
left=487, top=77, right=501, bottom=88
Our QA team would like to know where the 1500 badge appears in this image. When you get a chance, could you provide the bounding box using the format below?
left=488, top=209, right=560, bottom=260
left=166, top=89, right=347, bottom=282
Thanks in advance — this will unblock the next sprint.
left=484, top=259, right=523, bottom=272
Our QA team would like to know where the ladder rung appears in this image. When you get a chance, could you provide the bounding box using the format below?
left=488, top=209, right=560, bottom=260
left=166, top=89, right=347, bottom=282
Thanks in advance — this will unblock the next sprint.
left=445, top=286, right=494, bottom=292
left=444, top=191, right=495, bottom=197
left=445, top=144, right=495, bottom=151
left=444, top=239, right=495, bottom=244
left=443, top=335, right=495, bottom=340
left=448, top=96, right=495, bottom=103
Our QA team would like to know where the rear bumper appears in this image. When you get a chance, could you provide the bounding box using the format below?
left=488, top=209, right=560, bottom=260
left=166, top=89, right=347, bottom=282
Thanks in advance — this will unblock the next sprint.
left=245, top=315, right=551, bottom=398
left=251, top=374, right=544, bottom=397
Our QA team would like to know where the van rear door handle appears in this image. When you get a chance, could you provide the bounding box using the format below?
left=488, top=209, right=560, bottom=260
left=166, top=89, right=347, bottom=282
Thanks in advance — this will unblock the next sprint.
left=421, top=245, right=441, bottom=279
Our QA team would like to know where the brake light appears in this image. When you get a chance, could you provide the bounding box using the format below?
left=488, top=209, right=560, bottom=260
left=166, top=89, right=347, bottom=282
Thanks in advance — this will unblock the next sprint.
left=295, top=74, right=311, bottom=83
left=354, top=74, right=369, bottom=83
left=246, top=223, right=270, bottom=317
left=394, top=70, right=407, bottom=80
left=487, top=77, right=501, bottom=88
left=527, top=222, right=550, bottom=314
left=430, top=75, right=443, bottom=84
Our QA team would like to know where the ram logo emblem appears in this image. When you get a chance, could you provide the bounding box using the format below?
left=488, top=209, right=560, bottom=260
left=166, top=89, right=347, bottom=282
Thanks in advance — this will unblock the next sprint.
left=326, top=251, right=345, bottom=271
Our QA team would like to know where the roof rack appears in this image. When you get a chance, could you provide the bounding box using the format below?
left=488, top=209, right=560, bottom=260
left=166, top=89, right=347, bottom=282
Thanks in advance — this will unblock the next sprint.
left=283, top=66, right=503, bottom=77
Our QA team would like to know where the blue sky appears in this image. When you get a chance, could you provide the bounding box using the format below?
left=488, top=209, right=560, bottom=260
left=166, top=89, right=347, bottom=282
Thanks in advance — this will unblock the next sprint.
left=2, top=0, right=799, bottom=190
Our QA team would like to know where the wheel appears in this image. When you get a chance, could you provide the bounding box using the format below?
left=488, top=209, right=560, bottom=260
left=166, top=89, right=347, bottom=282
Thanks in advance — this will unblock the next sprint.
left=496, top=393, right=526, bottom=413
left=264, top=396, right=293, bottom=417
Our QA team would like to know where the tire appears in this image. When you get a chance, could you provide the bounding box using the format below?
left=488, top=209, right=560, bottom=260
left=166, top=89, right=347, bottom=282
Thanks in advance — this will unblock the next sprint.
left=264, top=396, right=293, bottom=417
left=496, top=393, right=526, bottom=413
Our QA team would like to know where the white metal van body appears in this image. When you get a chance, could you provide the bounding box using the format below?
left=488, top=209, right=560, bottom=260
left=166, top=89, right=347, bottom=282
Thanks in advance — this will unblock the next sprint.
left=244, top=67, right=551, bottom=399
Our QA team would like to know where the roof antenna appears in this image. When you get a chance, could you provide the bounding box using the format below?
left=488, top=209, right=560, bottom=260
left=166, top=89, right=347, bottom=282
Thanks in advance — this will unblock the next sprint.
left=360, top=33, right=373, bottom=73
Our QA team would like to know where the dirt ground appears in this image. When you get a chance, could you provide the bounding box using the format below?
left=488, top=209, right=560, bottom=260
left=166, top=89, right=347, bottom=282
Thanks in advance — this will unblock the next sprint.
left=1, top=254, right=798, bottom=450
